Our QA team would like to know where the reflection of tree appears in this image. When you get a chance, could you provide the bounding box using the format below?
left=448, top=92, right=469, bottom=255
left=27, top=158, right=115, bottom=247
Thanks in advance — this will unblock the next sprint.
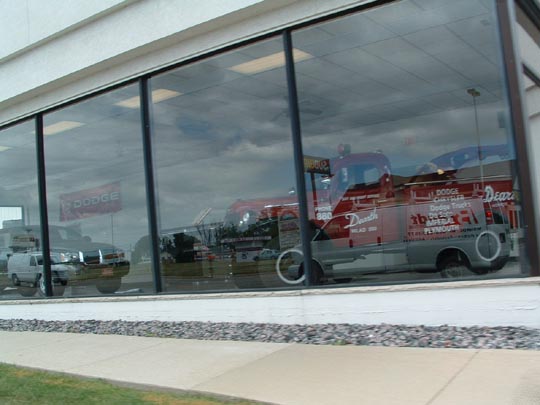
left=213, top=223, right=239, bottom=243
left=195, top=224, right=213, bottom=249
left=131, top=235, right=148, bottom=264
left=132, top=233, right=199, bottom=264
left=220, top=219, right=280, bottom=250
left=160, top=233, right=199, bottom=263
left=131, top=218, right=281, bottom=265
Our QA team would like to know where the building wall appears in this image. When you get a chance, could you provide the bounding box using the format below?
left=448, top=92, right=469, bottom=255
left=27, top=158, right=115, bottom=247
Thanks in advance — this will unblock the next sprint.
left=1, top=0, right=539, bottom=326
left=1, top=279, right=540, bottom=327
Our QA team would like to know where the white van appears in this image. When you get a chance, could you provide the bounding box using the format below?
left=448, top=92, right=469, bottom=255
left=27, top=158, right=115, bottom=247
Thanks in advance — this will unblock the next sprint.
left=7, top=252, right=68, bottom=297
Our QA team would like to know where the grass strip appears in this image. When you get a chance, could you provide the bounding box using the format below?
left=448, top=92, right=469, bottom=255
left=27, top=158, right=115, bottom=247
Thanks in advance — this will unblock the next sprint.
left=0, top=362, right=261, bottom=405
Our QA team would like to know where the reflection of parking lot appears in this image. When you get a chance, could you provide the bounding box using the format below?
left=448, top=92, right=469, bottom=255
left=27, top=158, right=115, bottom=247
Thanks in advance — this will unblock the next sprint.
left=346, top=259, right=522, bottom=285
left=0, top=260, right=524, bottom=298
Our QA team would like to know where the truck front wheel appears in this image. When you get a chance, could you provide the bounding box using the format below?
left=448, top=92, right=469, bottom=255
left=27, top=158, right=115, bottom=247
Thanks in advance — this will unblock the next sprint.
left=300, top=260, right=323, bottom=285
left=96, top=277, right=122, bottom=294
left=439, top=255, right=471, bottom=279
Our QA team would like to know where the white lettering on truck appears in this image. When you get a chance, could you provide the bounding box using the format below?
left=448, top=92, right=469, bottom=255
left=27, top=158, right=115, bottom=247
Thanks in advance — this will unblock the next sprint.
left=344, top=208, right=378, bottom=229
left=483, top=185, right=514, bottom=203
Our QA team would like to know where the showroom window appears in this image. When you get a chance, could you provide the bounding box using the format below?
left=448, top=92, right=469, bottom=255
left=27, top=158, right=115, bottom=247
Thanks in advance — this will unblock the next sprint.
left=150, top=36, right=303, bottom=292
left=291, top=0, right=527, bottom=285
left=42, top=84, right=153, bottom=296
left=0, top=121, right=44, bottom=298
left=1, top=0, right=538, bottom=301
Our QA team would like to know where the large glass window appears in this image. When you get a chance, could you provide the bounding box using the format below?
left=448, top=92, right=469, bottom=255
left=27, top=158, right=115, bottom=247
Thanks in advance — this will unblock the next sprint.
left=150, top=37, right=302, bottom=291
left=292, top=0, right=524, bottom=285
left=4, top=0, right=537, bottom=301
left=0, top=121, right=44, bottom=298
left=43, top=84, right=152, bottom=296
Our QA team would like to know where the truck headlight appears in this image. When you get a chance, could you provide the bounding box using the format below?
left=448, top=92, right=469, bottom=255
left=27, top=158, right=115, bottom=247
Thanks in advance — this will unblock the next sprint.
left=58, top=252, right=81, bottom=263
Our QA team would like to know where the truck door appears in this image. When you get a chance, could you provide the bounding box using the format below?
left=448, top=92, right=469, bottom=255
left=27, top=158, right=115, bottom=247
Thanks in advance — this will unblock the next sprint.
left=334, top=158, right=407, bottom=270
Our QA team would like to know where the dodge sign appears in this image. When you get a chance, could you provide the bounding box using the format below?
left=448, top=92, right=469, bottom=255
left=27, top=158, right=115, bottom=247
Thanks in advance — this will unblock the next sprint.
left=60, top=182, right=122, bottom=221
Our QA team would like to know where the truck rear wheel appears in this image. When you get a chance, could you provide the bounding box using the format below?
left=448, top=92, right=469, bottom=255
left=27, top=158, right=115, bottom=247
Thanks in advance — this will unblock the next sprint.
left=18, top=286, right=37, bottom=297
left=439, top=255, right=471, bottom=279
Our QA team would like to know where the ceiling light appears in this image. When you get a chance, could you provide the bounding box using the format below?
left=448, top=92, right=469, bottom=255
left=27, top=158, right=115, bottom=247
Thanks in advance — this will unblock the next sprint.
left=0, top=146, right=11, bottom=152
left=115, top=89, right=182, bottom=108
left=152, top=88, right=182, bottom=103
left=43, top=121, right=84, bottom=135
left=228, top=49, right=313, bottom=74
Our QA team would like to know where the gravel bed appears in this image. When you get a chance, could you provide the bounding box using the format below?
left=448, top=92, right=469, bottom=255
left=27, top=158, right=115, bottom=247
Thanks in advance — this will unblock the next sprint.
left=1, top=319, right=539, bottom=350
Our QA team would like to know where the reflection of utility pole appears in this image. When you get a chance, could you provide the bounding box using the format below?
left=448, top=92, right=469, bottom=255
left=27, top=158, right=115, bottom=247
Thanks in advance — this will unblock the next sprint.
left=111, top=214, right=114, bottom=246
left=467, top=88, right=484, bottom=190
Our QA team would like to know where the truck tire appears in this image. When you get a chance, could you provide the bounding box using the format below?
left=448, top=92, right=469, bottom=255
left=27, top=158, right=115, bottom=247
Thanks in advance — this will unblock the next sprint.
left=11, top=274, right=20, bottom=286
left=18, top=286, right=37, bottom=297
left=301, top=260, right=323, bottom=285
left=334, top=278, right=353, bottom=284
left=96, top=277, right=122, bottom=294
left=37, top=275, right=66, bottom=297
left=53, top=284, right=66, bottom=297
left=38, top=275, right=47, bottom=296
left=439, top=255, right=471, bottom=279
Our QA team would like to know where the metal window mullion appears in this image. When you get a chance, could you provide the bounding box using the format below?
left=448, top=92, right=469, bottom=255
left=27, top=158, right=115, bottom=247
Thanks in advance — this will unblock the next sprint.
left=516, top=0, right=540, bottom=28
left=139, top=78, right=163, bottom=293
left=35, top=114, right=53, bottom=296
left=283, top=30, right=314, bottom=286
left=496, top=0, right=540, bottom=276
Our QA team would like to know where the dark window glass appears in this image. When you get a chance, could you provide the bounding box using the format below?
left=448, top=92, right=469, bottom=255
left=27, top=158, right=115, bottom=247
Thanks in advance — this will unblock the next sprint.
left=293, top=0, right=524, bottom=285
left=43, top=84, right=152, bottom=296
left=0, top=121, right=43, bottom=299
left=150, top=37, right=303, bottom=291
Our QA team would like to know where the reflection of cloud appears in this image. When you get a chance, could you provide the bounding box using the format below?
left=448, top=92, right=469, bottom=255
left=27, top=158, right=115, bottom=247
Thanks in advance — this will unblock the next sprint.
left=302, top=101, right=510, bottom=175
left=155, top=136, right=297, bottom=229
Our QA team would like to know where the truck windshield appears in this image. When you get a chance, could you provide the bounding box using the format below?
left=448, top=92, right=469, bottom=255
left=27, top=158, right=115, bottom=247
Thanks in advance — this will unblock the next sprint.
left=49, top=227, right=84, bottom=242
left=333, top=163, right=381, bottom=205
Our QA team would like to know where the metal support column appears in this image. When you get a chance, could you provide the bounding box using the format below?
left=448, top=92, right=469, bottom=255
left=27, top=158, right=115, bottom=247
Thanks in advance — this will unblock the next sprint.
left=140, top=78, right=164, bottom=292
left=35, top=114, right=53, bottom=296
left=283, top=30, right=315, bottom=285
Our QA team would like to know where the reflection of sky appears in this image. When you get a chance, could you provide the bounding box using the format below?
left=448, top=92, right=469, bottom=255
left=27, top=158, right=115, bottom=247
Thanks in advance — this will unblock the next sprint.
left=0, top=122, right=41, bottom=225
left=301, top=101, right=513, bottom=177
left=0, top=0, right=518, bottom=253
left=41, top=84, right=150, bottom=253
left=295, top=0, right=513, bottom=177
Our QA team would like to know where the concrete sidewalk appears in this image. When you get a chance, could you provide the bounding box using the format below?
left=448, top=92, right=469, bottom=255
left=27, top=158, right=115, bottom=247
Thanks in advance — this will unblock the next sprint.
left=0, top=331, right=539, bottom=405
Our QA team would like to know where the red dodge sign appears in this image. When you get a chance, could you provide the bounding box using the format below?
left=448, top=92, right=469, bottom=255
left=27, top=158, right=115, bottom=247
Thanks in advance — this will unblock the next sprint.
left=60, top=182, right=122, bottom=221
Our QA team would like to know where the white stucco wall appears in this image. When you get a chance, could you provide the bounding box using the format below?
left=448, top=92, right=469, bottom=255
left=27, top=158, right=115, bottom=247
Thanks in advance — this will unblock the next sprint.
left=0, top=0, right=131, bottom=60
left=1, top=279, right=539, bottom=327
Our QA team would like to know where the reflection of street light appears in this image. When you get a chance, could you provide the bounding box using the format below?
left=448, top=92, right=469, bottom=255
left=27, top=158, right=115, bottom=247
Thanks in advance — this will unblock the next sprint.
left=467, top=88, right=484, bottom=189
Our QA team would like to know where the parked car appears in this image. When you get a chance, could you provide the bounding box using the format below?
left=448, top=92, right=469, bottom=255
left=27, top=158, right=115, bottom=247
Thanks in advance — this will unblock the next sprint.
left=254, top=249, right=280, bottom=261
left=0, top=248, right=10, bottom=273
left=0, top=225, right=130, bottom=294
left=7, top=252, right=68, bottom=297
